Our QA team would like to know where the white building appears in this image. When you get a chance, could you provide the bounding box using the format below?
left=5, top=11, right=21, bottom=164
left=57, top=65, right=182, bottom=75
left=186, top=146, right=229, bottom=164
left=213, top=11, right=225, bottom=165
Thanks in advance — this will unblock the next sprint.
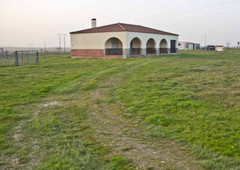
left=70, top=19, right=179, bottom=58
left=215, top=45, right=224, bottom=52
left=178, top=42, right=200, bottom=50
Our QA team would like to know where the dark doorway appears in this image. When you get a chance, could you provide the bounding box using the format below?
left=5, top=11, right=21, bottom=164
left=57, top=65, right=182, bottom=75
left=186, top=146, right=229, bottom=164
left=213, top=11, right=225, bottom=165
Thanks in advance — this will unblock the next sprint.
left=170, top=40, right=177, bottom=53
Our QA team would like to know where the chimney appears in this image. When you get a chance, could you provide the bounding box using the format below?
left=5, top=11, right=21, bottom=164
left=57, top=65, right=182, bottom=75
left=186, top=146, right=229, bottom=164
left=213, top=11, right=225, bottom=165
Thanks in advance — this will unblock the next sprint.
left=91, top=18, right=97, bottom=28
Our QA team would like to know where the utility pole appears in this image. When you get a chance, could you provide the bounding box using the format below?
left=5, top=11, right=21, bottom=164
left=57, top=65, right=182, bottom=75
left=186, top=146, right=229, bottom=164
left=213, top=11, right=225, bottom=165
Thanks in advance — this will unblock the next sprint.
left=57, top=34, right=61, bottom=53
left=57, top=33, right=68, bottom=53
left=44, top=42, right=47, bottom=54
left=205, top=34, right=207, bottom=47
left=28, top=43, right=33, bottom=52
left=204, top=34, right=207, bottom=51
left=63, top=34, right=67, bottom=53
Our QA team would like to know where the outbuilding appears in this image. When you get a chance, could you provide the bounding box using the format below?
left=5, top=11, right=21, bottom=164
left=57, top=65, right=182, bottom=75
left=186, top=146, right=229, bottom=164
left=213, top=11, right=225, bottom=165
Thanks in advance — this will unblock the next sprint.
left=215, top=45, right=224, bottom=52
left=70, top=19, right=179, bottom=58
left=178, top=42, right=200, bottom=50
left=205, top=45, right=216, bottom=51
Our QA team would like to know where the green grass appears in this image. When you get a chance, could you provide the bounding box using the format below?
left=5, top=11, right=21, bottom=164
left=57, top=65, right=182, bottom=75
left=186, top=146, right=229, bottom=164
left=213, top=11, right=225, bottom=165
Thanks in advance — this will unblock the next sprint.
left=113, top=51, right=240, bottom=169
left=1, top=50, right=240, bottom=169
left=0, top=55, right=136, bottom=169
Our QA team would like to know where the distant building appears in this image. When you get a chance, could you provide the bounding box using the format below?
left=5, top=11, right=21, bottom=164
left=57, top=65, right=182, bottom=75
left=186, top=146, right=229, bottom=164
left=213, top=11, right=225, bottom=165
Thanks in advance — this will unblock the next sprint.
left=204, top=45, right=224, bottom=52
left=215, top=45, right=224, bottom=52
left=70, top=19, right=179, bottom=58
left=0, top=48, right=3, bottom=56
left=178, top=42, right=200, bottom=50
left=205, top=45, right=216, bottom=51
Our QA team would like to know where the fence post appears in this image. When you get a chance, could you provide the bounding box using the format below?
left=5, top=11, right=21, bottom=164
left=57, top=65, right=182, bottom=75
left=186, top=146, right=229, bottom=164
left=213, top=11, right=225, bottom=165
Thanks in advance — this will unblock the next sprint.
left=0, top=48, right=3, bottom=56
left=36, top=51, right=39, bottom=64
left=27, top=51, right=29, bottom=64
left=15, top=51, right=18, bottom=66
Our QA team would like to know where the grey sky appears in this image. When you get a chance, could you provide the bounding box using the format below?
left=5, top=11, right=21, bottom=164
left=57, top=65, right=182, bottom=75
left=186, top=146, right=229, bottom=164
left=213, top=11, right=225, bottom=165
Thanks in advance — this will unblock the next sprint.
left=1, top=0, right=240, bottom=47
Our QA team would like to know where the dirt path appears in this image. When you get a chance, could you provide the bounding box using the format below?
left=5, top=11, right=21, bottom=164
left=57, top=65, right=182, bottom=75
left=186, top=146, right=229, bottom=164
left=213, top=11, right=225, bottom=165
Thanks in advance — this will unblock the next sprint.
left=83, top=62, right=203, bottom=169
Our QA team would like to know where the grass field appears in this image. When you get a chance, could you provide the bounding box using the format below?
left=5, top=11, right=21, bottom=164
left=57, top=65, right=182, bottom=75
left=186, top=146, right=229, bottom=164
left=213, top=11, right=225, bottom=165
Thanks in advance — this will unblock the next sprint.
left=1, top=49, right=240, bottom=169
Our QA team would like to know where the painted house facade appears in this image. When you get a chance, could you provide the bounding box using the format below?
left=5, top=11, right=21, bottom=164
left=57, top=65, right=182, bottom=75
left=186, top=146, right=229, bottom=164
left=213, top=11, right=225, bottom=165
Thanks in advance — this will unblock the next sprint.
left=70, top=19, right=179, bottom=58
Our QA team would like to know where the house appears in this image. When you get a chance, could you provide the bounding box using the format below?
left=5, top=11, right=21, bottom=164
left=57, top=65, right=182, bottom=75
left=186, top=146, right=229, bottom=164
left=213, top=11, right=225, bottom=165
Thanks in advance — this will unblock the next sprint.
left=215, top=45, right=224, bottom=52
left=70, top=19, right=179, bottom=58
left=178, top=42, right=200, bottom=50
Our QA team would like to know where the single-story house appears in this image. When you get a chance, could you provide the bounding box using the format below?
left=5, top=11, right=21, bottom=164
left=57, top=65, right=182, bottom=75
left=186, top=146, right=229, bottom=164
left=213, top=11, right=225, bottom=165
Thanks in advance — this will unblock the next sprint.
left=70, top=19, right=179, bottom=58
left=178, top=42, right=200, bottom=50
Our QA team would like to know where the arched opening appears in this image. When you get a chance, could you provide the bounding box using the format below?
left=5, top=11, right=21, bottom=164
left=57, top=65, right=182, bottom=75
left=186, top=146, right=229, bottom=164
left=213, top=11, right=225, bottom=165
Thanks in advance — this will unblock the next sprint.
left=105, top=37, right=123, bottom=55
left=160, top=39, right=168, bottom=54
left=146, top=38, right=156, bottom=55
left=130, top=38, right=142, bottom=56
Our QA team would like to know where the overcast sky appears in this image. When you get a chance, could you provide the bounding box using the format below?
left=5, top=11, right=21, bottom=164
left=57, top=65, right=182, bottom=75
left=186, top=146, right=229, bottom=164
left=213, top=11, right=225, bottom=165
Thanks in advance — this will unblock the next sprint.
left=1, top=0, right=240, bottom=48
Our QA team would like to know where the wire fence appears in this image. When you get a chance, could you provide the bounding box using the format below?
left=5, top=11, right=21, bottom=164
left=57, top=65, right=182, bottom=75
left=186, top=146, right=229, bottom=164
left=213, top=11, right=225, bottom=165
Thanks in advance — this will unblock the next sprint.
left=0, top=50, right=39, bottom=66
left=0, top=52, right=15, bottom=66
left=1, top=47, right=71, bottom=56
left=39, top=48, right=71, bottom=55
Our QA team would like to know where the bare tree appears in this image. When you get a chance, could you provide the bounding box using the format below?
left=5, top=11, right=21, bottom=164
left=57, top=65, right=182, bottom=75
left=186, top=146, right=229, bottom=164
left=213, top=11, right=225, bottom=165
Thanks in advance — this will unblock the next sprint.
left=226, top=41, right=231, bottom=48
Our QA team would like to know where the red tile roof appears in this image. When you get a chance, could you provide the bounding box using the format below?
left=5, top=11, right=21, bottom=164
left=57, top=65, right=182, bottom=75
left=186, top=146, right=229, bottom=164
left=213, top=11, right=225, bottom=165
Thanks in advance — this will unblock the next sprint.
left=70, top=23, right=178, bottom=36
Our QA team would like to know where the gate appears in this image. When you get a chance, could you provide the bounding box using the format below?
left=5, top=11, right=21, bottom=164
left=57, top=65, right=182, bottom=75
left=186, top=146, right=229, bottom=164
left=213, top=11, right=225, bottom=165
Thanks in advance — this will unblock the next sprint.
left=0, top=50, right=39, bottom=66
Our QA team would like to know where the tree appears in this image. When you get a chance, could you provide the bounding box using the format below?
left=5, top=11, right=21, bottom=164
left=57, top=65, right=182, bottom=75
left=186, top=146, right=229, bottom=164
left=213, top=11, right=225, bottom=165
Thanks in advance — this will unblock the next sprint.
left=226, top=41, right=231, bottom=48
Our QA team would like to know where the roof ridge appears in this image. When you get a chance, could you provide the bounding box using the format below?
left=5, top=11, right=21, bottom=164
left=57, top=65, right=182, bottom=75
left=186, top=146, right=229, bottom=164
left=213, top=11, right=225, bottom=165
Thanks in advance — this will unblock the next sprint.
left=119, top=22, right=141, bottom=26
left=118, top=23, right=126, bottom=31
left=70, top=22, right=178, bottom=36
left=70, top=23, right=120, bottom=34
left=139, top=25, right=169, bottom=33
left=120, top=23, right=177, bottom=35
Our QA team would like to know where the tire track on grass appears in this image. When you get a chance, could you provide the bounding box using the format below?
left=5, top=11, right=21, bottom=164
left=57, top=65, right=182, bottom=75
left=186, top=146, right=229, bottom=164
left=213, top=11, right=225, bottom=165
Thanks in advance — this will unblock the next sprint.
left=1, top=60, right=144, bottom=169
left=84, top=60, right=203, bottom=169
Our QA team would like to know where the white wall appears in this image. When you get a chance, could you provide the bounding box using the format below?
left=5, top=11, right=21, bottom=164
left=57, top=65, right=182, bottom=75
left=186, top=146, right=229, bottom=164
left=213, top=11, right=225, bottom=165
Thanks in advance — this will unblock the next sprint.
left=216, top=46, right=223, bottom=52
left=71, top=31, right=178, bottom=50
left=70, top=32, right=127, bottom=49
left=71, top=31, right=178, bottom=58
left=188, top=44, right=194, bottom=50
left=178, top=43, right=186, bottom=50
